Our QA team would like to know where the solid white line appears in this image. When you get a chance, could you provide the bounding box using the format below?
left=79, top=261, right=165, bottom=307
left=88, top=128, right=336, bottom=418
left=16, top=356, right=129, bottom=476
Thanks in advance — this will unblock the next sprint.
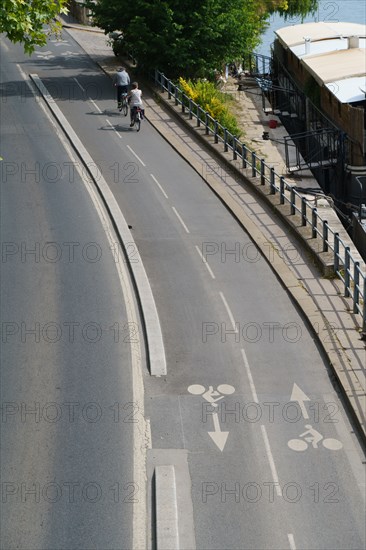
left=172, top=207, right=190, bottom=233
left=73, top=77, right=85, bottom=92
left=1, top=41, right=9, bottom=52
left=106, top=118, right=122, bottom=139
left=150, top=174, right=168, bottom=198
left=261, top=425, right=282, bottom=497
left=219, top=291, right=238, bottom=332
left=127, top=144, right=146, bottom=166
left=195, top=245, right=215, bottom=279
left=16, top=63, right=29, bottom=82
left=90, top=98, right=101, bottom=113
left=241, top=348, right=258, bottom=403
left=288, top=533, right=296, bottom=550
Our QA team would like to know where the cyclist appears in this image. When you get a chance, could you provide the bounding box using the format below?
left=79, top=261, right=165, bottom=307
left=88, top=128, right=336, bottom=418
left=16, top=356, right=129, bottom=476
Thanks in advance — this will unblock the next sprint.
left=114, top=67, right=130, bottom=110
left=127, top=82, right=144, bottom=126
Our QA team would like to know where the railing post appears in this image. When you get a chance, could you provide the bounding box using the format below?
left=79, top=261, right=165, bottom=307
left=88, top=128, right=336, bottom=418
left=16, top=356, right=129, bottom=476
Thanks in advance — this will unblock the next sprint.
left=242, top=144, right=247, bottom=168
left=197, top=105, right=201, bottom=126
left=301, top=197, right=307, bottom=226
left=270, top=167, right=275, bottom=194
left=334, top=232, right=340, bottom=273
left=189, top=98, right=193, bottom=119
left=251, top=152, right=256, bottom=177
left=353, top=262, right=359, bottom=314
left=312, top=207, right=317, bottom=238
left=260, top=159, right=265, bottom=185
left=205, top=112, right=209, bottom=135
left=280, top=176, right=285, bottom=204
left=174, top=85, right=178, bottom=105
left=233, top=137, right=237, bottom=160
left=214, top=120, right=218, bottom=143
left=224, top=129, right=228, bottom=152
left=322, top=220, right=329, bottom=252
left=344, top=247, right=350, bottom=297
left=363, top=278, right=366, bottom=331
left=182, top=92, right=185, bottom=113
left=168, top=80, right=171, bottom=99
left=290, top=188, right=295, bottom=215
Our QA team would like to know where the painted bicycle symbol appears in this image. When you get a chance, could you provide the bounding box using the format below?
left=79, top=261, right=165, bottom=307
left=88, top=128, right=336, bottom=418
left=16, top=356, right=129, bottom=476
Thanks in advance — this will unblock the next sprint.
left=187, top=384, right=235, bottom=451
left=288, top=425, right=343, bottom=452
left=187, top=384, right=235, bottom=406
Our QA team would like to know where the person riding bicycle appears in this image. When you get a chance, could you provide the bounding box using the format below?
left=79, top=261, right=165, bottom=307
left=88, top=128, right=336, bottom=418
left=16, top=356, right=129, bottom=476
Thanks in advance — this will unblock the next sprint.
left=114, top=67, right=130, bottom=109
left=127, top=82, right=144, bottom=126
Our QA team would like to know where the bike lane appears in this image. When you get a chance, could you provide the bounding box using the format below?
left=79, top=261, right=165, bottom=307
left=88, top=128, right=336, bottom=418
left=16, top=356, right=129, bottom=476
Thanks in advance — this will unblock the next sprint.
left=16, top=32, right=366, bottom=549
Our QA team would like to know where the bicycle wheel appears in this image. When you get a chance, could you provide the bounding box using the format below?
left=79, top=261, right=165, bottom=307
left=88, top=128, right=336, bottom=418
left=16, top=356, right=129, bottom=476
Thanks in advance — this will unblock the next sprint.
left=123, top=102, right=128, bottom=116
left=135, top=113, right=141, bottom=132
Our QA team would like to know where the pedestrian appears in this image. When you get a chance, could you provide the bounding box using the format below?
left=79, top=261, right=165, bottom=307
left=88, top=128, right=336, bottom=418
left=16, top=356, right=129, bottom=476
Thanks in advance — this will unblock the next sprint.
left=114, top=67, right=130, bottom=109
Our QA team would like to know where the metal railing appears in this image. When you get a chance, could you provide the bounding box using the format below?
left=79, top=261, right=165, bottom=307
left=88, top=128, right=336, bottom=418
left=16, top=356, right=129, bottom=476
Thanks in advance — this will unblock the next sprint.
left=153, top=69, right=366, bottom=327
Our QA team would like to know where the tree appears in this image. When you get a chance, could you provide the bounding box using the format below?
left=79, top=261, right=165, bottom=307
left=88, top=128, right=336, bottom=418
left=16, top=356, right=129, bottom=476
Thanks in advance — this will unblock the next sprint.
left=0, top=0, right=68, bottom=54
left=86, top=0, right=318, bottom=77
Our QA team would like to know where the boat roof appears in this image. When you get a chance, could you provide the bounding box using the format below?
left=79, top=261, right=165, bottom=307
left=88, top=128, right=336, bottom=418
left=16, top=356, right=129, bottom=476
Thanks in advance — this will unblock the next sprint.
left=275, top=22, right=366, bottom=103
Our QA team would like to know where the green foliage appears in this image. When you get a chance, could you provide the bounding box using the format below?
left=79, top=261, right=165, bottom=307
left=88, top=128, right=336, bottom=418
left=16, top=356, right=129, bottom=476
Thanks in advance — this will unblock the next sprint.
left=0, top=0, right=68, bottom=53
left=86, top=0, right=269, bottom=78
left=179, top=78, right=242, bottom=138
left=86, top=0, right=318, bottom=77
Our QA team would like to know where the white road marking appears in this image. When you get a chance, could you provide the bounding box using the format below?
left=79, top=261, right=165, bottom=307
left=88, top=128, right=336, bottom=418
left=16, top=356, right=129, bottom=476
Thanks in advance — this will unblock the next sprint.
left=261, top=425, right=282, bottom=497
left=290, top=383, right=310, bottom=419
left=288, top=533, right=296, bottom=550
left=241, top=348, right=258, bottom=403
left=1, top=41, right=9, bottom=51
left=219, top=291, right=238, bottom=332
left=73, top=77, right=85, bottom=92
left=195, top=245, right=215, bottom=279
left=208, top=412, right=229, bottom=451
left=172, top=206, right=190, bottom=233
left=90, top=98, right=101, bottom=113
left=16, top=63, right=29, bottom=82
left=127, top=144, right=146, bottom=166
left=150, top=174, right=168, bottom=198
left=106, top=118, right=122, bottom=139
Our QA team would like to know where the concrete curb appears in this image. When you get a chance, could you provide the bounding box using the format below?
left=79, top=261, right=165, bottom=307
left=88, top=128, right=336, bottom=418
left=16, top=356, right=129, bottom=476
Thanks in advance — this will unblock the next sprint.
left=155, top=465, right=179, bottom=550
left=29, top=73, right=167, bottom=377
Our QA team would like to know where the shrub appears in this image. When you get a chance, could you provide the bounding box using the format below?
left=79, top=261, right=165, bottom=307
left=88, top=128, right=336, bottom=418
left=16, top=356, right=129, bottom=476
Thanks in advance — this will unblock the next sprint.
left=178, top=77, right=242, bottom=138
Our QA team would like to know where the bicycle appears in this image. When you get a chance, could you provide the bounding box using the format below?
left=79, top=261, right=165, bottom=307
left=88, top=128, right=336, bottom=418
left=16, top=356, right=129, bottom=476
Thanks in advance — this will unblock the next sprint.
left=131, top=106, right=143, bottom=132
left=118, top=93, right=128, bottom=116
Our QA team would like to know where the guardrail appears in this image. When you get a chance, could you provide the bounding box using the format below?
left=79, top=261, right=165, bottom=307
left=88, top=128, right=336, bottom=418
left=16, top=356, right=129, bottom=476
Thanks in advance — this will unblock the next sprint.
left=153, top=69, right=366, bottom=328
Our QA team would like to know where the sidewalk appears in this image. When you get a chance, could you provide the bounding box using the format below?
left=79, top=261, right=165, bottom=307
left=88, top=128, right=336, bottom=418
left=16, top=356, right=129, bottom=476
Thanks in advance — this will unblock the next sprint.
left=60, top=18, right=366, bottom=442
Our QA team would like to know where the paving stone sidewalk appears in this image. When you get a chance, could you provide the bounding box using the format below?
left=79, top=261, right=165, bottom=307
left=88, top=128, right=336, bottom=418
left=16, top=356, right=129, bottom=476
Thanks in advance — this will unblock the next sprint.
left=60, top=17, right=366, bottom=441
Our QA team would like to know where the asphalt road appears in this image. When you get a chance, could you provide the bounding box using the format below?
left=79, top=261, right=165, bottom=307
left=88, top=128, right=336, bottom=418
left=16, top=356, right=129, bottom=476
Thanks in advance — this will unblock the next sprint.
left=1, top=32, right=365, bottom=550
left=0, top=39, right=144, bottom=549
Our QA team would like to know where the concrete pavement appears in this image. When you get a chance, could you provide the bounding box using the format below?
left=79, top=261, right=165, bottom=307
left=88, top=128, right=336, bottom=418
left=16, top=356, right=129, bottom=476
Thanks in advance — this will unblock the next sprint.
left=59, top=16, right=366, bottom=443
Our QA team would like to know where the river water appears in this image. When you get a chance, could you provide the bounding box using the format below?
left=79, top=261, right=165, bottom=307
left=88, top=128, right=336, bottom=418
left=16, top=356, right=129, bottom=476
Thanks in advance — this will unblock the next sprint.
left=257, top=0, right=366, bottom=56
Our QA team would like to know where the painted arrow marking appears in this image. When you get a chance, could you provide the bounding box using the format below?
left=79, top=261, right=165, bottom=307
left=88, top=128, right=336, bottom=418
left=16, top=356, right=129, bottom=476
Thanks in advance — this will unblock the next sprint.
left=290, top=383, right=310, bottom=419
left=208, top=412, right=229, bottom=452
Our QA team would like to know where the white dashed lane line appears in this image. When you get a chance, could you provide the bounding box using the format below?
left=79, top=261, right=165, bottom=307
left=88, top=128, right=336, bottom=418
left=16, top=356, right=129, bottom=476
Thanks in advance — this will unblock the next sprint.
left=150, top=174, right=168, bottom=198
left=195, top=245, right=215, bottom=279
left=172, top=207, right=190, bottom=233
left=106, top=119, right=122, bottom=139
left=288, top=533, right=297, bottom=550
left=73, top=77, right=85, bottom=92
left=127, top=145, right=146, bottom=166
